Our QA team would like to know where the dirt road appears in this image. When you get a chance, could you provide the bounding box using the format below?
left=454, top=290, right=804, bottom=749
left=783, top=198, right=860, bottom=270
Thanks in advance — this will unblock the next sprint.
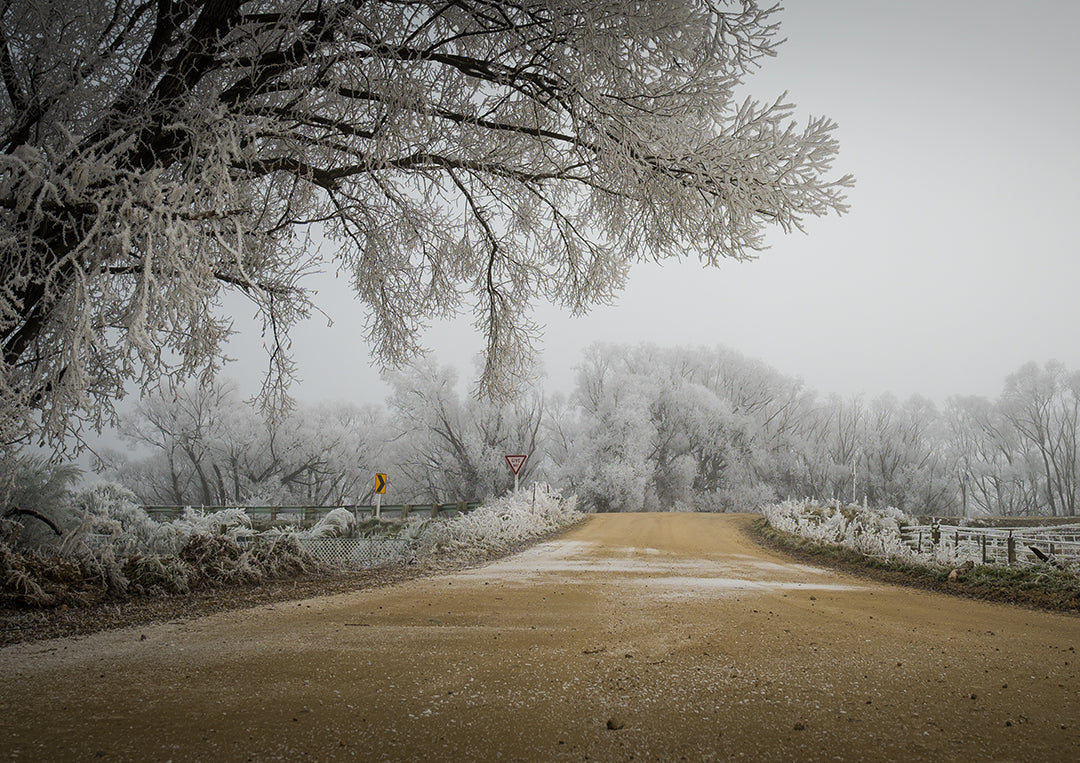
left=2, top=513, right=1078, bottom=761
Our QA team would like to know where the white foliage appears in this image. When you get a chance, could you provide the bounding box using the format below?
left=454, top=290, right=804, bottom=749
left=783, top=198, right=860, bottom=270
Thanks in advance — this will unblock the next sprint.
left=0, top=0, right=852, bottom=454
left=568, top=343, right=806, bottom=512
left=171, top=508, right=252, bottom=542
left=304, top=508, right=356, bottom=539
left=72, top=481, right=161, bottom=553
left=384, top=360, right=544, bottom=502
left=108, top=378, right=389, bottom=506
left=761, top=500, right=917, bottom=560
left=71, top=481, right=251, bottom=554
left=418, top=484, right=581, bottom=558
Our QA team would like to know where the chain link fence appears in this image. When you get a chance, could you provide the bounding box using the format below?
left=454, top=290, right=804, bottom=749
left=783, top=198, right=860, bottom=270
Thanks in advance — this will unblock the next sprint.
left=297, top=537, right=419, bottom=566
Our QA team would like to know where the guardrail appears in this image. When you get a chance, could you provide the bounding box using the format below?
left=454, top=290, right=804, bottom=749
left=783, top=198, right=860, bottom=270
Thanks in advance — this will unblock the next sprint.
left=899, top=524, right=1080, bottom=565
left=142, top=502, right=483, bottom=522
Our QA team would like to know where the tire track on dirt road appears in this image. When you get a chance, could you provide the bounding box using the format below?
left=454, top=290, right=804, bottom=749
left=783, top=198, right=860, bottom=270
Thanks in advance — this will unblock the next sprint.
left=1, top=513, right=1077, bottom=761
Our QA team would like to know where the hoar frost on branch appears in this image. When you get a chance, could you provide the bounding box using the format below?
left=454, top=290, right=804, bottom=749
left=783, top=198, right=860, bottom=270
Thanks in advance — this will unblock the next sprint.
left=0, top=0, right=852, bottom=452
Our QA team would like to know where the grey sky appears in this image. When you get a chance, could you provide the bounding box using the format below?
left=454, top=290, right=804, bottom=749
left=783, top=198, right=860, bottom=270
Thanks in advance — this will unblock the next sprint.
left=223, top=1, right=1080, bottom=407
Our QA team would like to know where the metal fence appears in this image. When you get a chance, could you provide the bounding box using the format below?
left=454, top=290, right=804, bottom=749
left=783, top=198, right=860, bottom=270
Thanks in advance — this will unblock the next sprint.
left=297, top=537, right=419, bottom=566
left=899, top=524, right=1080, bottom=565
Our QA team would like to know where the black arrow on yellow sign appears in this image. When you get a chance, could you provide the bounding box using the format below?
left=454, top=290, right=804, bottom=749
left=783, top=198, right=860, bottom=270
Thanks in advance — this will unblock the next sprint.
left=374, top=473, right=387, bottom=495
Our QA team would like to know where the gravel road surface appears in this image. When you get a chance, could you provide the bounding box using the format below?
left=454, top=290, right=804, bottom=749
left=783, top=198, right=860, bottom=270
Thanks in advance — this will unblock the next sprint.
left=2, top=512, right=1077, bottom=761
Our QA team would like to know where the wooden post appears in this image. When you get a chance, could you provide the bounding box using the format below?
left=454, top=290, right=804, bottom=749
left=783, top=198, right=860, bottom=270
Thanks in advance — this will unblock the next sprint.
left=402, top=504, right=411, bottom=520
left=1007, top=532, right=1016, bottom=565
left=981, top=534, right=987, bottom=564
left=917, top=531, right=922, bottom=554
left=431, top=503, right=440, bottom=518
left=954, top=530, right=959, bottom=549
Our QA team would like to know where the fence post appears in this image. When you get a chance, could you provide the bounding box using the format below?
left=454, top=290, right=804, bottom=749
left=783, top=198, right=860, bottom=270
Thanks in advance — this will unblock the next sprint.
left=402, top=504, right=411, bottom=520
left=1007, top=531, right=1016, bottom=565
left=917, top=531, right=922, bottom=554
left=431, top=503, right=440, bottom=518
left=954, top=530, right=959, bottom=550
left=981, top=534, right=987, bottom=564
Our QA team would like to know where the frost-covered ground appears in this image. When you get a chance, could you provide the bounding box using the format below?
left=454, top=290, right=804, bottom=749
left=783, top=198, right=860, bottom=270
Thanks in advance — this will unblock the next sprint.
left=452, top=537, right=868, bottom=598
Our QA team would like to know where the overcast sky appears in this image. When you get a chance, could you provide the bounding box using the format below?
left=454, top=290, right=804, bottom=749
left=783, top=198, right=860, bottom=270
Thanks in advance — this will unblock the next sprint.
left=223, top=0, right=1080, bottom=408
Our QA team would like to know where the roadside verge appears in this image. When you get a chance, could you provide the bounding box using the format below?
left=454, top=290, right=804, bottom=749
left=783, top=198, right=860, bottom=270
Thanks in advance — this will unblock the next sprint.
left=0, top=519, right=586, bottom=648
left=746, top=516, right=1080, bottom=615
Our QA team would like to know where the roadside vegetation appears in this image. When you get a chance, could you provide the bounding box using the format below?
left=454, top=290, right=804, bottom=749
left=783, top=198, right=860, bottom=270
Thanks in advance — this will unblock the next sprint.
left=754, top=501, right=1080, bottom=613
left=1, top=464, right=581, bottom=628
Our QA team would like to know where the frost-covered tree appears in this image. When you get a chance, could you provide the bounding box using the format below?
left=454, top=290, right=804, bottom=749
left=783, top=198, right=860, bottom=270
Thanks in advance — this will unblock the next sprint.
left=569, top=343, right=809, bottom=511
left=385, top=360, right=544, bottom=502
left=107, top=378, right=387, bottom=505
left=943, top=395, right=1036, bottom=516
left=572, top=346, right=655, bottom=511
left=857, top=394, right=954, bottom=515
left=0, top=0, right=851, bottom=453
left=999, top=362, right=1080, bottom=516
left=0, top=454, right=81, bottom=546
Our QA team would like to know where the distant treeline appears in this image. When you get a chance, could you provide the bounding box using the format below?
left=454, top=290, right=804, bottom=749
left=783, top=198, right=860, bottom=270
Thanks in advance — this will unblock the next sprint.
left=88, top=345, right=1080, bottom=517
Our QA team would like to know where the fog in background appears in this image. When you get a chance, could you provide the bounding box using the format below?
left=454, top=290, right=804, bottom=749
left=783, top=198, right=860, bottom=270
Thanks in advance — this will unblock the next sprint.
left=220, top=1, right=1080, bottom=407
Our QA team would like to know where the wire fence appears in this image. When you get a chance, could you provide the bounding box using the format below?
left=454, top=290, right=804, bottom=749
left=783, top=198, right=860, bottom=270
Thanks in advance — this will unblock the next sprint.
left=296, top=537, right=419, bottom=566
left=899, top=524, right=1080, bottom=566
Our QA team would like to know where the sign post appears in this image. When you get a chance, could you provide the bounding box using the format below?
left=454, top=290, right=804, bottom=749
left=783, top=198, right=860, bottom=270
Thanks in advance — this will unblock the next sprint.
left=504, top=454, right=527, bottom=494
left=374, top=472, right=387, bottom=519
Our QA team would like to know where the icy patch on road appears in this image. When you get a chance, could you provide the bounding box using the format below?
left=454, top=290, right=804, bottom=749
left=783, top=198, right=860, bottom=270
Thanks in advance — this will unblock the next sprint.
left=451, top=539, right=870, bottom=597
left=633, top=576, right=870, bottom=598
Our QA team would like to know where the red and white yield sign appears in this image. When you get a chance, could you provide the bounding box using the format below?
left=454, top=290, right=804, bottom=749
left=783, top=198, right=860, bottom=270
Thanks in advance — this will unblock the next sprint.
left=504, top=454, right=528, bottom=475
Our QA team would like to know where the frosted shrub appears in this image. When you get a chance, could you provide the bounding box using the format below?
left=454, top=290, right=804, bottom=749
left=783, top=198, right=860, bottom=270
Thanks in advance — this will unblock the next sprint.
left=762, top=500, right=916, bottom=560
left=69, top=484, right=252, bottom=554
left=401, top=516, right=433, bottom=541
left=305, top=508, right=356, bottom=539
left=0, top=456, right=81, bottom=549
left=1, top=484, right=321, bottom=607
left=72, top=482, right=159, bottom=551
left=167, top=508, right=252, bottom=550
left=419, top=484, right=582, bottom=559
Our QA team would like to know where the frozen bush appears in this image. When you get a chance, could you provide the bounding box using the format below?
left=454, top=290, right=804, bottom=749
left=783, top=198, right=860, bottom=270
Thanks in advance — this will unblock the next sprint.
left=72, top=481, right=161, bottom=552
left=762, top=500, right=916, bottom=560
left=418, top=484, right=582, bottom=559
left=305, top=508, right=356, bottom=538
left=0, top=487, right=323, bottom=607
left=0, top=456, right=81, bottom=549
